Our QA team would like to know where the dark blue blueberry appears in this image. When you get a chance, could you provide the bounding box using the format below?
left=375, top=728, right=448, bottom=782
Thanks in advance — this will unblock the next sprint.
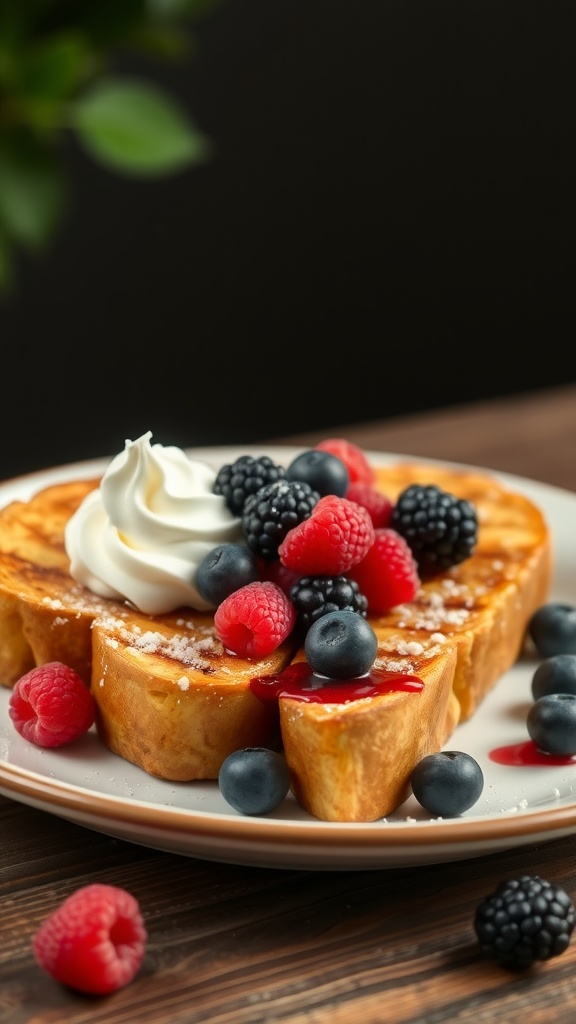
left=532, top=655, right=576, bottom=701
left=218, top=747, right=291, bottom=815
left=304, top=609, right=378, bottom=678
left=196, top=543, right=260, bottom=606
left=527, top=693, right=576, bottom=755
left=286, top=449, right=349, bottom=497
left=529, top=603, right=576, bottom=658
left=410, top=750, right=484, bottom=817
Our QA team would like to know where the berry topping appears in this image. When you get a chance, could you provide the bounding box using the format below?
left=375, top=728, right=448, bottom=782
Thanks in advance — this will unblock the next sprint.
left=214, top=580, right=296, bottom=657
left=242, top=479, right=320, bottom=561
left=531, top=654, right=576, bottom=700
left=304, top=609, right=378, bottom=678
left=315, top=438, right=376, bottom=485
left=290, top=575, right=368, bottom=631
left=410, top=750, right=484, bottom=817
left=213, top=454, right=287, bottom=515
left=286, top=449, right=349, bottom=497
left=526, top=693, right=576, bottom=755
left=528, top=602, right=576, bottom=658
left=196, top=543, right=260, bottom=606
left=218, top=747, right=291, bottom=814
left=9, top=662, right=95, bottom=748
left=33, top=883, right=147, bottom=994
left=474, top=875, right=575, bottom=969
left=278, top=495, right=374, bottom=575
left=349, top=528, right=420, bottom=614
left=346, top=481, right=393, bottom=528
left=391, top=483, right=478, bottom=574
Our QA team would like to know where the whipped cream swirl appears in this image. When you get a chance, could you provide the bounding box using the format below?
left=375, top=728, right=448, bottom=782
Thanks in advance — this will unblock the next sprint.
left=64, top=432, right=243, bottom=614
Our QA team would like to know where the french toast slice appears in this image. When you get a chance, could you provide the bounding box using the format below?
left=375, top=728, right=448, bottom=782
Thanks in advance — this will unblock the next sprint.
left=279, top=462, right=552, bottom=820
left=0, top=456, right=552, bottom=822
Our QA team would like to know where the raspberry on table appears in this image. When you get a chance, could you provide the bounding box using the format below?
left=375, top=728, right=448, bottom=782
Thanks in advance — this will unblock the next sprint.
left=278, top=495, right=374, bottom=575
left=33, top=883, right=147, bottom=994
left=214, top=580, right=296, bottom=657
left=315, top=438, right=376, bottom=485
left=349, top=528, right=420, bottom=614
left=9, top=661, right=95, bottom=747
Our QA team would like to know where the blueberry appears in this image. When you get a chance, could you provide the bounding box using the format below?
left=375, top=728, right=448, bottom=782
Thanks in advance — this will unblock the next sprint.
left=527, top=693, right=576, bottom=755
left=410, top=751, right=484, bottom=817
left=286, top=449, right=349, bottom=497
left=218, top=748, right=291, bottom=815
left=304, top=609, right=378, bottom=678
left=196, top=543, right=260, bottom=606
left=532, top=655, right=576, bottom=701
left=529, top=603, right=576, bottom=658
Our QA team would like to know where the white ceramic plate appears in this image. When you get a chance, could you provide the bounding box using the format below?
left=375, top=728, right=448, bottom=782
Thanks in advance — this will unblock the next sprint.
left=1, top=446, right=576, bottom=871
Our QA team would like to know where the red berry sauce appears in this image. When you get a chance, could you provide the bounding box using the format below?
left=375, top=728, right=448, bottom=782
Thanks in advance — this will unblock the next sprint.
left=250, top=660, right=423, bottom=705
left=489, top=739, right=576, bottom=767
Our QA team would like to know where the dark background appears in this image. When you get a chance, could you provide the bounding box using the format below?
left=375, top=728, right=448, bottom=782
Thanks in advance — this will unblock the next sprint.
left=1, top=0, right=575, bottom=480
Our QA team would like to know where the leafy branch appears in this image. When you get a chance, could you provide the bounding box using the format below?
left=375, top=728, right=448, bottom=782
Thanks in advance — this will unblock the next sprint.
left=0, top=0, right=217, bottom=291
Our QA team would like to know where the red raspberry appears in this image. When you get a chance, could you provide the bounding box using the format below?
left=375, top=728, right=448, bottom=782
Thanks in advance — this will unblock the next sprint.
left=316, top=438, right=376, bottom=485
left=9, top=662, right=95, bottom=747
left=33, top=883, right=147, bottom=995
left=349, top=528, right=421, bottom=614
left=214, top=580, right=296, bottom=657
left=346, top=481, right=393, bottom=528
left=278, top=495, right=375, bottom=575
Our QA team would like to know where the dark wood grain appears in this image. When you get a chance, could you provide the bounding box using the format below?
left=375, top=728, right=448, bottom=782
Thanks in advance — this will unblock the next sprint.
left=2, top=383, right=576, bottom=1024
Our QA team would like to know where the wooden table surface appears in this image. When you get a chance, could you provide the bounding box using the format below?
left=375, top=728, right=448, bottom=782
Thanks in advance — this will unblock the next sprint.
left=2, top=382, right=576, bottom=1024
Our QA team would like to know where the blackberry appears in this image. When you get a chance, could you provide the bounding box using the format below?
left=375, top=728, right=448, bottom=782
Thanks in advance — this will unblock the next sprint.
left=391, top=483, right=478, bottom=575
left=213, top=455, right=287, bottom=515
left=241, top=480, right=319, bottom=561
left=474, top=875, right=575, bottom=969
left=290, top=575, right=368, bottom=631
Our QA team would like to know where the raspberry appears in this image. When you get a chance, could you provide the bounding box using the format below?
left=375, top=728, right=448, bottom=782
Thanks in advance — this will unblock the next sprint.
left=349, top=528, right=421, bottom=614
left=9, top=662, right=95, bottom=747
left=214, top=580, right=296, bottom=657
left=315, top=438, right=376, bottom=485
left=33, top=883, right=147, bottom=994
left=346, top=482, right=393, bottom=528
left=278, top=495, right=375, bottom=575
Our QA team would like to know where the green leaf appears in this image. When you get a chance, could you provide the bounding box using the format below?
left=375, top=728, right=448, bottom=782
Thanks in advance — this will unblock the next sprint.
left=0, top=130, right=67, bottom=249
left=71, top=76, right=212, bottom=177
left=19, top=32, right=94, bottom=101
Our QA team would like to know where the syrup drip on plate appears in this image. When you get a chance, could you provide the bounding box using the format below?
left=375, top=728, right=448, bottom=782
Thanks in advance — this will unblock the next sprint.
left=489, top=740, right=576, bottom=767
left=250, top=660, right=424, bottom=705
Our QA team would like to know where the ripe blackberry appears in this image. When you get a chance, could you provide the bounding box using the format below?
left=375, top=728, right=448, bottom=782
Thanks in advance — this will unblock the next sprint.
left=290, top=575, right=368, bottom=631
left=242, top=480, right=319, bottom=560
left=213, top=455, right=287, bottom=515
left=391, top=483, right=478, bottom=575
left=474, top=875, right=575, bottom=969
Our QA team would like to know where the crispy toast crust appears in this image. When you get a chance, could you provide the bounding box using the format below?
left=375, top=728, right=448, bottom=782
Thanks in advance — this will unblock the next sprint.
left=0, top=460, right=552, bottom=821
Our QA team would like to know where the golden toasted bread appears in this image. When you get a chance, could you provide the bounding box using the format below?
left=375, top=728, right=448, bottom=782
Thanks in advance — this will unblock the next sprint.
left=280, top=463, right=552, bottom=820
left=0, top=458, right=552, bottom=822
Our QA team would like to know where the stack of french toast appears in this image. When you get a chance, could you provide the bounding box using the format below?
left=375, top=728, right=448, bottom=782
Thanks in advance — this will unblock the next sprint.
left=0, top=450, right=552, bottom=822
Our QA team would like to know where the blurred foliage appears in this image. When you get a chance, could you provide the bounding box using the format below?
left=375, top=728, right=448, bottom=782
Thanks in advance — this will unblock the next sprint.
left=0, top=0, right=219, bottom=291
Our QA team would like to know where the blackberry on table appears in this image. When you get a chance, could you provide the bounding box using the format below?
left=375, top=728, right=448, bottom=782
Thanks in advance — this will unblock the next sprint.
left=391, top=483, right=478, bottom=575
left=290, top=575, right=368, bottom=631
left=474, top=875, right=575, bottom=969
left=213, top=455, right=287, bottom=515
left=242, top=480, right=319, bottom=561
